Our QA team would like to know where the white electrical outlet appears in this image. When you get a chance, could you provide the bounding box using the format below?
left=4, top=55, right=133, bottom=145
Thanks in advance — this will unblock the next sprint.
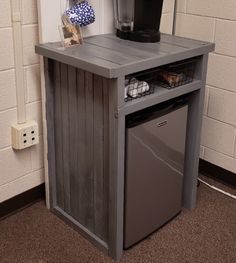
left=11, top=120, right=39, bottom=150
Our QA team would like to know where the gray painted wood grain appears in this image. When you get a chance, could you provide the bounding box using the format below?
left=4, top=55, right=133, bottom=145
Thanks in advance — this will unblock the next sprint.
left=40, top=34, right=214, bottom=260
left=76, top=69, right=87, bottom=225
left=36, top=33, right=214, bottom=78
left=84, top=35, right=157, bottom=59
left=54, top=206, right=109, bottom=253
left=93, top=74, right=106, bottom=240
left=182, top=54, right=209, bottom=210
left=54, top=61, right=65, bottom=209
left=51, top=63, right=110, bottom=243
left=84, top=71, right=95, bottom=232
left=102, top=78, right=109, bottom=243
left=108, top=78, right=125, bottom=259
left=44, top=58, right=57, bottom=208
left=120, top=80, right=201, bottom=116
left=79, top=43, right=140, bottom=65
left=61, top=63, right=71, bottom=214
left=103, top=34, right=187, bottom=54
left=161, top=34, right=208, bottom=49
left=68, top=65, right=79, bottom=218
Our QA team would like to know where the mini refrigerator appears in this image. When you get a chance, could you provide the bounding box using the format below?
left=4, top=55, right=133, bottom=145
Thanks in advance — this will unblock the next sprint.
left=124, top=99, right=188, bottom=249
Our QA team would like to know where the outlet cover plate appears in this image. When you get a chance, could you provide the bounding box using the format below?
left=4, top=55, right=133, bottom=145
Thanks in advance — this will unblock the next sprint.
left=11, top=120, right=39, bottom=150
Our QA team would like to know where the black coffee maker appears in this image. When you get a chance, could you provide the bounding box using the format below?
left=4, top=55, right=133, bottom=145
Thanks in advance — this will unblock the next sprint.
left=114, top=0, right=164, bottom=43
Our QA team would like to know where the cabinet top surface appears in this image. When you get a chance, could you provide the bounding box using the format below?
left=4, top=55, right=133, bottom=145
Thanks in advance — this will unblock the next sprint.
left=36, top=33, right=214, bottom=79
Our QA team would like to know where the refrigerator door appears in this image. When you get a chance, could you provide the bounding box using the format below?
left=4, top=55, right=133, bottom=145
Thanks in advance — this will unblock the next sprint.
left=124, top=105, right=188, bottom=249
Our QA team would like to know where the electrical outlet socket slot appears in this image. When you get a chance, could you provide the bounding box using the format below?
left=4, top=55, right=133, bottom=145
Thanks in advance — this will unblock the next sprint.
left=11, top=120, right=39, bottom=150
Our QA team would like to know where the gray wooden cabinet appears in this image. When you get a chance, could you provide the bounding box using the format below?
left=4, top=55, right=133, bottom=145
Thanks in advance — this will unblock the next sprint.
left=36, top=33, right=214, bottom=259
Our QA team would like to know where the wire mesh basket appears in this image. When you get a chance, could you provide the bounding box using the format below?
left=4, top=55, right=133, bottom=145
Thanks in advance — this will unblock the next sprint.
left=124, top=58, right=197, bottom=102
left=125, top=70, right=156, bottom=102
left=157, top=58, right=196, bottom=89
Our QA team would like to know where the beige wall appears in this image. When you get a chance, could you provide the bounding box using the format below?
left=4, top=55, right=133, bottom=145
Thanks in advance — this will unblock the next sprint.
left=0, top=0, right=175, bottom=203
left=161, top=0, right=175, bottom=34
left=0, top=0, right=43, bottom=203
left=176, top=0, right=236, bottom=174
left=3, top=0, right=235, bottom=202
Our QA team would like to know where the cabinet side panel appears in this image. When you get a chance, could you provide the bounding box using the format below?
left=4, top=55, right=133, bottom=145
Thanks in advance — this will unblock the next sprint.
left=54, top=61, right=65, bottom=209
left=52, top=64, right=110, bottom=242
left=183, top=54, right=209, bottom=209
left=44, top=58, right=57, bottom=208
left=60, top=63, right=71, bottom=214
left=83, top=72, right=95, bottom=231
left=93, top=75, right=108, bottom=241
left=102, top=79, right=110, bottom=242
left=75, top=69, right=87, bottom=225
left=108, top=78, right=125, bottom=259
left=68, top=66, right=79, bottom=218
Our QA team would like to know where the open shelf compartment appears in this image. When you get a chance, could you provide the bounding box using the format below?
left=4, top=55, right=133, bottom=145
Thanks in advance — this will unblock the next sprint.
left=124, top=57, right=199, bottom=102
left=121, top=79, right=201, bottom=116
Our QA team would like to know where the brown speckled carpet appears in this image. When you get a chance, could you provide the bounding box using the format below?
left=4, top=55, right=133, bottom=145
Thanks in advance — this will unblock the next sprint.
left=0, top=184, right=236, bottom=263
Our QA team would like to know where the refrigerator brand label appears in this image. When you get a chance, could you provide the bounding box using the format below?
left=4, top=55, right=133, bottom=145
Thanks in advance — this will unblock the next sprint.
left=157, top=120, right=168, bottom=127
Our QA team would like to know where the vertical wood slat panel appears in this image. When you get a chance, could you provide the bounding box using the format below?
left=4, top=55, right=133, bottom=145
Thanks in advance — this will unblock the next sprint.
left=76, top=69, right=87, bottom=225
left=53, top=64, right=109, bottom=241
left=84, top=72, right=95, bottom=232
left=54, top=61, right=64, bottom=209
left=93, top=75, right=105, bottom=240
left=61, top=63, right=71, bottom=214
left=108, top=78, right=125, bottom=259
left=68, top=66, right=78, bottom=218
left=102, top=78, right=110, bottom=242
left=44, top=58, right=57, bottom=208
